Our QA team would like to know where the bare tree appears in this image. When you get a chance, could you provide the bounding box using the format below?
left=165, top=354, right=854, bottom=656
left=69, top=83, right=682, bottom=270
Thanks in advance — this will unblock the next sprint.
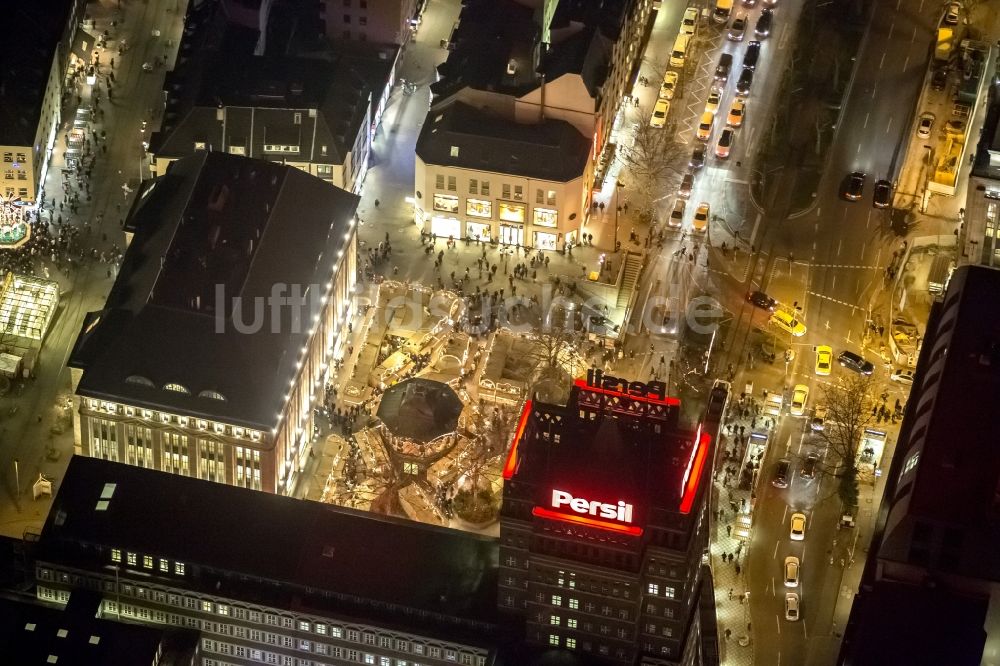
left=524, top=331, right=585, bottom=404
left=617, top=119, right=689, bottom=219
left=815, top=374, right=877, bottom=509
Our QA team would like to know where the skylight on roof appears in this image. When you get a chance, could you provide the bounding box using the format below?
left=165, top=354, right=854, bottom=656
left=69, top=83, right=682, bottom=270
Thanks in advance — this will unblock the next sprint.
left=95, top=501, right=110, bottom=511
left=164, top=383, right=191, bottom=394
left=100, top=483, right=116, bottom=499
left=125, top=375, right=155, bottom=387
left=198, top=390, right=227, bottom=401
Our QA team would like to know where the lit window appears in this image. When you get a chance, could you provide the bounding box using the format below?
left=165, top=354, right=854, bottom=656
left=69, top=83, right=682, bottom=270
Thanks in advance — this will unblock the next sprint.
left=450, top=146, right=459, bottom=157
left=664, top=586, right=676, bottom=599
left=143, top=556, right=153, bottom=569
left=549, top=634, right=559, bottom=646
left=567, top=638, right=577, bottom=648
left=126, top=553, right=137, bottom=566
left=202, top=601, right=213, bottom=612
left=111, top=549, right=121, bottom=563
left=567, top=619, right=577, bottom=629
left=174, top=562, right=185, bottom=575
left=568, top=598, right=579, bottom=609
left=550, top=615, right=561, bottom=625
left=647, top=583, right=659, bottom=595
left=164, top=383, right=190, bottom=394
left=299, top=621, right=311, bottom=631
left=551, top=595, right=562, bottom=606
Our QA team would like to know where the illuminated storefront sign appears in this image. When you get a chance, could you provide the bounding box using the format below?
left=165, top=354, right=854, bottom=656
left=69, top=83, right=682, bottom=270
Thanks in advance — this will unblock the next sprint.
left=585, top=368, right=667, bottom=401
left=532, top=490, right=642, bottom=536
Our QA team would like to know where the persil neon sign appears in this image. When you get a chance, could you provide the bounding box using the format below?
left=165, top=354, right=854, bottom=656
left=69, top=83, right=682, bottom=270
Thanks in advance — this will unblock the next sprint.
left=532, top=489, right=643, bottom=536
left=551, top=489, right=634, bottom=522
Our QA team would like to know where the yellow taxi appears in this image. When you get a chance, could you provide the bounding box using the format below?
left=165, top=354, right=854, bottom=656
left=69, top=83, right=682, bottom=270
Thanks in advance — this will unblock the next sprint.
left=660, top=71, right=679, bottom=99
left=814, top=345, right=832, bottom=376
left=727, top=98, right=746, bottom=127
left=769, top=310, right=806, bottom=337
left=692, top=202, right=710, bottom=233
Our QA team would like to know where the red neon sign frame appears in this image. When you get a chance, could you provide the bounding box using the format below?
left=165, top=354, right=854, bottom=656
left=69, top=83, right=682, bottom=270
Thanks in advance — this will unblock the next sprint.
left=501, top=399, right=533, bottom=480
left=679, top=424, right=711, bottom=514
left=573, top=378, right=680, bottom=406
left=532, top=506, right=644, bottom=536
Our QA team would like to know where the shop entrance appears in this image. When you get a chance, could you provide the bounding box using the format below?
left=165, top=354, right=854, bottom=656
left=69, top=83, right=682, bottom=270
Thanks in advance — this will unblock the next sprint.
left=499, top=224, right=524, bottom=246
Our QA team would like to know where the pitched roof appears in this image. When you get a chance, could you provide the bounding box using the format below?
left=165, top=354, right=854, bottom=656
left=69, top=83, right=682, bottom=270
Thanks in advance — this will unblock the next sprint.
left=68, top=152, right=358, bottom=430
left=416, top=102, right=589, bottom=182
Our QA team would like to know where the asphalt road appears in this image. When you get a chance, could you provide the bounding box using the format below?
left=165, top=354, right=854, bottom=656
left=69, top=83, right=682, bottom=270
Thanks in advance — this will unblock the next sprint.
left=741, top=1, right=945, bottom=664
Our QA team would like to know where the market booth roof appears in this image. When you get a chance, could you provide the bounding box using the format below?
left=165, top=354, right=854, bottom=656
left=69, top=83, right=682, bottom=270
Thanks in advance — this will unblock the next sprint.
left=376, top=377, right=463, bottom=443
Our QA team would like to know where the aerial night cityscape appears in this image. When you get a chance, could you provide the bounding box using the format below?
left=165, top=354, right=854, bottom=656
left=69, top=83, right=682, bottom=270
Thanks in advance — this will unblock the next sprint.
left=1, top=0, right=999, bottom=664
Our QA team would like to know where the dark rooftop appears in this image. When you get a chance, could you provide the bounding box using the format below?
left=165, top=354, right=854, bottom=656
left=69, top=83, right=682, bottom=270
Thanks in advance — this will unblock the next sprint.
left=508, top=382, right=702, bottom=522
left=416, top=102, right=590, bottom=182
left=0, top=1, right=76, bottom=146
left=38, top=457, right=500, bottom=638
left=152, top=52, right=371, bottom=164
left=0, top=594, right=194, bottom=666
left=839, top=582, right=987, bottom=666
left=68, top=152, right=358, bottom=430
left=540, top=27, right=611, bottom=99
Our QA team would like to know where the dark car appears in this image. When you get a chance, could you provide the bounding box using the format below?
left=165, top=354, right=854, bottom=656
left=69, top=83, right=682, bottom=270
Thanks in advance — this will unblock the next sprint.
left=773, top=459, right=791, bottom=488
left=801, top=454, right=819, bottom=480
left=736, top=68, right=754, bottom=96
left=755, top=8, right=774, bottom=37
left=931, top=67, right=947, bottom=91
left=690, top=145, right=706, bottom=170
left=873, top=179, right=892, bottom=208
left=747, top=290, right=777, bottom=310
left=838, top=350, right=875, bottom=375
left=842, top=171, right=865, bottom=201
left=743, top=41, right=761, bottom=70
left=715, top=53, right=734, bottom=82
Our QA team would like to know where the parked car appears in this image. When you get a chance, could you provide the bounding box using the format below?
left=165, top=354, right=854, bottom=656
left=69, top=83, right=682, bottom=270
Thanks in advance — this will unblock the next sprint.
left=715, top=127, right=735, bottom=159
left=755, top=8, right=774, bottom=37
left=747, top=290, right=776, bottom=310
left=838, top=350, right=874, bottom=375
left=669, top=199, right=686, bottom=228
left=728, top=14, right=748, bottom=41
left=842, top=171, right=865, bottom=201
left=650, top=99, right=669, bottom=128
left=681, top=6, right=699, bottom=34
left=784, top=556, right=800, bottom=587
left=728, top=98, right=746, bottom=127
left=696, top=111, right=715, bottom=141
left=790, top=512, right=806, bottom=541
left=736, top=68, right=754, bottom=96
left=785, top=593, right=800, bottom=622
left=917, top=112, right=935, bottom=138
left=932, top=67, right=948, bottom=91
left=773, top=459, right=791, bottom=488
left=944, top=2, right=960, bottom=24
left=743, top=40, right=761, bottom=70
left=873, top=179, right=893, bottom=208
left=660, top=70, right=679, bottom=99
left=890, top=368, right=915, bottom=385
left=678, top=172, right=694, bottom=199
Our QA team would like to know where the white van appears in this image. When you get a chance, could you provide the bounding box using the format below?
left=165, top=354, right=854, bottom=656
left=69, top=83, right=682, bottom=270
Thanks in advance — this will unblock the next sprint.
left=670, top=33, right=691, bottom=68
left=713, top=0, right=734, bottom=24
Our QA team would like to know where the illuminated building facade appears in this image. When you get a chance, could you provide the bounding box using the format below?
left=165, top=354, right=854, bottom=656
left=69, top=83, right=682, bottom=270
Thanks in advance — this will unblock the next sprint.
left=498, top=375, right=720, bottom=664
left=68, top=152, right=359, bottom=496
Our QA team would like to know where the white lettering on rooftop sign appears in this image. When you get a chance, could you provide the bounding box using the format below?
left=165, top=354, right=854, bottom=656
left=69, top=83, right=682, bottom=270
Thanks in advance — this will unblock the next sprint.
left=551, top=489, right=634, bottom=523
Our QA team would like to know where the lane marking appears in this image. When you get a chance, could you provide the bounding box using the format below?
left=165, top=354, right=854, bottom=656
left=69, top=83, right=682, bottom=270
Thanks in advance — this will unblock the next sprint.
left=773, top=541, right=779, bottom=560
left=863, top=112, right=869, bottom=128
left=858, top=142, right=863, bottom=154
left=831, top=274, right=837, bottom=290
left=879, top=52, right=886, bottom=69
left=888, top=22, right=894, bottom=40
left=807, top=291, right=859, bottom=308
left=903, top=55, right=909, bottom=73
left=837, top=239, right=843, bottom=256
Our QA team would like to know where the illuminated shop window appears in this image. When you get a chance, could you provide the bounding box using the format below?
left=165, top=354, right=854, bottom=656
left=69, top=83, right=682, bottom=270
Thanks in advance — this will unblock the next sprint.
left=433, top=194, right=459, bottom=213
left=499, top=202, right=526, bottom=222
left=533, top=208, right=558, bottom=227
left=466, top=199, right=492, bottom=218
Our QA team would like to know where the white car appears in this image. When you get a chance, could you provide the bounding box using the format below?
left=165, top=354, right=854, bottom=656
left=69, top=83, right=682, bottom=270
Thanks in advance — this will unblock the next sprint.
left=715, top=127, right=735, bottom=159
left=790, top=384, right=809, bottom=416
left=785, top=593, right=800, bottom=621
left=890, top=369, right=915, bottom=385
left=790, top=512, right=806, bottom=541
left=917, top=112, right=935, bottom=139
left=681, top=6, right=699, bottom=34
left=784, top=556, right=800, bottom=587
left=705, top=89, right=723, bottom=115
left=669, top=199, right=686, bottom=228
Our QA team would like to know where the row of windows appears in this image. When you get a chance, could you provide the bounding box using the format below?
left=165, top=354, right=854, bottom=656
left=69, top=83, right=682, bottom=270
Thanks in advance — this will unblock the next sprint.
left=3, top=170, right=27, bottom=179
left=2, top=153, right=26, bottom=163
left=202, top=637, right=452, bottom=665
left=86, top=400, right=262, bottom=441
left=545, top=632, right=630, bottom=659
left=434, top=174, right=558, bottom=205
left=106, top=550, right=186, bottom=575
left=87, top=575, right=481, bottom=663
left=3, top=187, right=29, bottom=198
